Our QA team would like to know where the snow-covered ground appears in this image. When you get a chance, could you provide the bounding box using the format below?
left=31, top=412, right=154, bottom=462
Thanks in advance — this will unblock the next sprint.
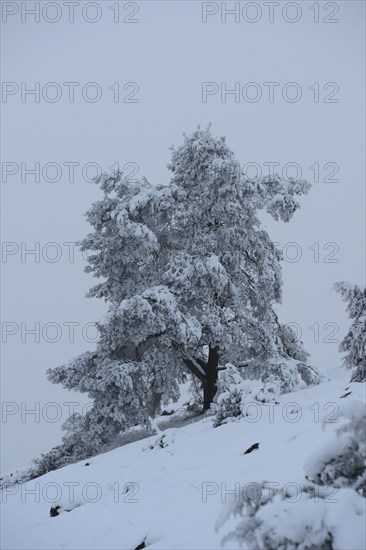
left=1, top=365, right=365, bottom=550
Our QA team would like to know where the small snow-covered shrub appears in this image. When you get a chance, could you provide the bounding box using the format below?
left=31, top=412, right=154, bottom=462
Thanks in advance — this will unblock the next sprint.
left=217, top=479, right=365, bottom=550
left=213, top=364, right=252, bottom=427
left=213, top=387, right=249, bottom=427
left=305, top=400, right=366, bottom=496
left=217, top=481, right=336, bottom=550
left=255, top=380, right=281, bottom=403
left=143, top=429, right=176, bottom=452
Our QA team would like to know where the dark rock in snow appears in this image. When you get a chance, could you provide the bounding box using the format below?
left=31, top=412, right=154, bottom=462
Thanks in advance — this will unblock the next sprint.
left=244, top=442, right=260, bottom=455
left=340, top=391, right=352, bottom=398
left=50, top=505, right=73, bottom=516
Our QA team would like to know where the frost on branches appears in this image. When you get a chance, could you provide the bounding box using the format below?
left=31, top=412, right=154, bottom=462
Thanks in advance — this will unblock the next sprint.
left=36, top=127, right=315, bottom=473
left=334, top=281, right=366, bottom=382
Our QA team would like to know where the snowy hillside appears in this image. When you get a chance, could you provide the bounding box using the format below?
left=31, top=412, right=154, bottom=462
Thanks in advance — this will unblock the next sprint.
left=1, top=365, right=365, bottom=550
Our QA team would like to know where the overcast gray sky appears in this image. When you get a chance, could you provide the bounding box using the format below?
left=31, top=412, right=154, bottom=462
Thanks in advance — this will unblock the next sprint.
left=1, top=0, right=365, bottom=471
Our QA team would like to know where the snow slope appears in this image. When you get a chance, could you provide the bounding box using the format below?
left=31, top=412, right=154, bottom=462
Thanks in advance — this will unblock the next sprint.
left=1, top=366, right=365, bottom=550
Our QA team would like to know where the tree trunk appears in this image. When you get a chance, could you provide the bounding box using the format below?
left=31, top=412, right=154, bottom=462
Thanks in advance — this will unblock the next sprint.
left=202, top=346, right=219, bottom=410
left=179, top=344, right=219, bottom=410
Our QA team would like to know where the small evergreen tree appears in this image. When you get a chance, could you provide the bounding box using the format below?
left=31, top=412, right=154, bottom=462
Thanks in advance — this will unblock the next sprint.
left=334, top=281, right=366, bottom=382
left=213, top=364, right=253, bottom=427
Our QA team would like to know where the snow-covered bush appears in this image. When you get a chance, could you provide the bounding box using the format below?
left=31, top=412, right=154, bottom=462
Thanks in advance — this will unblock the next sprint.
left=213, top=364, right=253, bottom=427
left=305, top=400, right=366, bottom=497
left=334, top=281, right=366, bottom=382
left=217, top=481, right=337, bottom=550
left=217, top=480, right=366, bottom=550
left=218, top=400, right=366, bottom=549
left=144, top=430, right=176, bottom=452
left=213, top=385, right=253, bottom=428
left=255, top=380, right=281, bottom=403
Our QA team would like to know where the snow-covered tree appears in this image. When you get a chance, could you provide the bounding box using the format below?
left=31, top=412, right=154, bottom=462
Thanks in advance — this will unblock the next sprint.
left=334, top=281, right=366, bottom=382
left=38, top=127, right=313, bottom=470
